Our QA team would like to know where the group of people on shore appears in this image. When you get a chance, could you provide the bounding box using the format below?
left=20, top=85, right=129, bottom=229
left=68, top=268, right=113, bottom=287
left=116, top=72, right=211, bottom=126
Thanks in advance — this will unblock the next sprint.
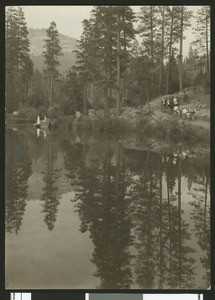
left=161, top=94, right=196, bottom=120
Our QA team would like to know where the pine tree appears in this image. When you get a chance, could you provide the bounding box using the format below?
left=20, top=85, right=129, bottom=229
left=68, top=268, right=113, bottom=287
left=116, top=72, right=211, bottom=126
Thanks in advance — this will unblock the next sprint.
left=5, top=7, right=33, bottom=112
left=138, top=6, right=159, bottom=64
left=6, top=7, right=17, bottom=112
left=117, top=6, right=136, bottom=115
left=31, top=68, right=46, bottom=108
left=75, top=6, right=136, bottom=116
left=90, top=6, right=118, bottom=116
left=157, top=6, right=166, bottom=94
left=165, top=6, right=181, bottom=94
left=192, top=6, right=210, bottom=75
left=183, top=46, right=197, bottom=86
left=62, top=69, right=84, bottom=115
left=43, top=21, right=63, bottom=109
left=178, top=6, right=192, bottom=92
left=74, top=19, right=97, bottom=114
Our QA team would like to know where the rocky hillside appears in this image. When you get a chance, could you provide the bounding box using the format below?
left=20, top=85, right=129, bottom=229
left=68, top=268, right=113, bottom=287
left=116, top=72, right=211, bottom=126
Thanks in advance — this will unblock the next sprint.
left=28, top=28, right=78, bottom=73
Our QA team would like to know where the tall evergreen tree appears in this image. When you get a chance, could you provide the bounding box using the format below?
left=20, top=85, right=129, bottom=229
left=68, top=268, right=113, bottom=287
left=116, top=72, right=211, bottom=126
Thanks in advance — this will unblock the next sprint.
left=5, top=6, right=33, bottom=112
left=74, top=19, right=97, bottom=114
left=31, top=68, right=46, bottom=108
left=192, top=6, right=210, bottom=75
left=43, top=21, right=63, bottom=109
left=62, top=69, right=84, bottom=115
left=116, top=6, right=136, bottom=115
left=138, top=6, right=160, bottom=64
left=165, top=6, right=181, bottom=94
left=178, top=6, right=192, bottom=92
left=75, top=6, right=136, bottom=116
left=183, top=46, right=198, bottom=86
left=89, top=6, right=115, bottom=116
left=157, top=6, right=166, bottom=94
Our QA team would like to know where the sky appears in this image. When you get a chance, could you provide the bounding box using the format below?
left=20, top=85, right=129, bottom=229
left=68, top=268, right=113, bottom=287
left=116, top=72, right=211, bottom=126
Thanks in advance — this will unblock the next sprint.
left=10, top=5, right=204, bottom=56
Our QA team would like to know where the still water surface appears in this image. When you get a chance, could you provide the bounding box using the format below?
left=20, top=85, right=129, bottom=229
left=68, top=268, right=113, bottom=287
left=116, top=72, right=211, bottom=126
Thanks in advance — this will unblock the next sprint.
left=5, top=127, right=210, bottom=289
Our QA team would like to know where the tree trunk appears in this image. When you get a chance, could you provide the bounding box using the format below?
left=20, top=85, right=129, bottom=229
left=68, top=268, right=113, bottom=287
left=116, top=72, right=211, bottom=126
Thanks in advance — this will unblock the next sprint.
left=166, top=7, right=174, bottom=95
left=205, top=8, right=209, bottom=74
left=115, top=142, right=120, bottom=223
left=178, top=155, right=182, bottom=288
left=159, top=6, right=165, bottom=94
left=203, top=175, right=208, bottom=234
left=50, top=71, right=53, bottom=109
left=146, top=88, right=152, bottom=113
left=103, top=86, right=110, bottom=118
left=166, top=158, right=172, bottom=283
left=159, top=156, right=163, bottom=288
left=117, top=9, right=121, bottom=116
left=83, top=83, right=87, bottom=115
left=179, top=6, right=184, bottom=92
left=150, top=6, right=154, bottom=64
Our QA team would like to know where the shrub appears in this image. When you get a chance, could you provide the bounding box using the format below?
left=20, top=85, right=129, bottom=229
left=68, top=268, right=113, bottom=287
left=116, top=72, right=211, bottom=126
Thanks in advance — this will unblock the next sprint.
left=38, top=106, right=48, bottom=118
left=80, top=116, right=92, bottom=131
left=47, top=107, right=64, bottom=119
left=136, top=117, right=153, bottom=135
left=17, top=106, right=37, bottom=122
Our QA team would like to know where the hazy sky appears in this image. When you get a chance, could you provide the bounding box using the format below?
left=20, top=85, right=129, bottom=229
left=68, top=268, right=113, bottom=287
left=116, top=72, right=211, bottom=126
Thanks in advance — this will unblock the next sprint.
left=15, top=5, right=204, bottom=56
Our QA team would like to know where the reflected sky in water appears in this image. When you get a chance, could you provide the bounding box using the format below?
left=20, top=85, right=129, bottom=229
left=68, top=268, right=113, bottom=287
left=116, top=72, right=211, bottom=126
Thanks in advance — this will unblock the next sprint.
left=5, top=127, right=210, bottom=289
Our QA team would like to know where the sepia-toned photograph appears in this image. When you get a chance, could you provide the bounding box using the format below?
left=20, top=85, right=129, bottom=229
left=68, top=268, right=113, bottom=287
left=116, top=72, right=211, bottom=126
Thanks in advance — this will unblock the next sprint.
left=5, top=5, right=210, bottom=290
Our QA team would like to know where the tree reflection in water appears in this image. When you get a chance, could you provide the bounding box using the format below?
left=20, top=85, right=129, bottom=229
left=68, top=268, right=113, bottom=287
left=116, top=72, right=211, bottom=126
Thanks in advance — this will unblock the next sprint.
left=5, top=129, right=32, bottom=234
left=5, top=128, right=210, bottom=289
left=188, top=159, right=210, bottom=287
left=64, top=137, right=134, bottom=288
left=40, top=138, right=61, bottom=231
left=63, top=136, right=209, bottom=289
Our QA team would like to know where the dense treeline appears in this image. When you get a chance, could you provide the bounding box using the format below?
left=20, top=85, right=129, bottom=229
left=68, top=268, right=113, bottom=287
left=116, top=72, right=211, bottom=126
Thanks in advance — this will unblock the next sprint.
left=5, top=6, right=210, bottom=117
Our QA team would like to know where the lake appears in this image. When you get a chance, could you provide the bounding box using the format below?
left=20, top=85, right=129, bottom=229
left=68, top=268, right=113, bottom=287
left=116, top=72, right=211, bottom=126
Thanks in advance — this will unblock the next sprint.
left=5, top=127, right=210, bottom=289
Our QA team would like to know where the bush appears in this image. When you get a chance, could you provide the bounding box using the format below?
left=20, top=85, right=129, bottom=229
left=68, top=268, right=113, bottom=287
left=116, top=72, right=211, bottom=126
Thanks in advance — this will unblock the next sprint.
left=80, top=116, right=92, bottom=131
left=17, top=106, right=37, bottom=122
left=38, top=106, right=48, bottom=118
left=30, top=94, right=46, bottom=109
left=136, top=118, right=209, bottom=144
left=136, top=117, right=153, bottom=135
left=47, top=107, right=64, bottom=119
left=110, top=116, right=129, bottom=133
left=60, top=116, right=75, bottom=130
left=91, top=115, right=110, bottom=132
left=62, top=99, right=76, bottom=115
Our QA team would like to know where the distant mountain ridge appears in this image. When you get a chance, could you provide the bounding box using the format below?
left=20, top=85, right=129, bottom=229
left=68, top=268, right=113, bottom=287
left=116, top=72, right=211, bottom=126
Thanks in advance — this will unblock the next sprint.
left=28, top=28, right=78, bottom=73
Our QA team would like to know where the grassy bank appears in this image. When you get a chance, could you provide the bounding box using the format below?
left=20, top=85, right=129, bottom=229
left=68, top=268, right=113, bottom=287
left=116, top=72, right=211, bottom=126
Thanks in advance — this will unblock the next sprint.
left=6, top=106, right=209, bottom=144
left=137, top=117, right=209, bottom=143
left=74, top=113, right=210, bottom=144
